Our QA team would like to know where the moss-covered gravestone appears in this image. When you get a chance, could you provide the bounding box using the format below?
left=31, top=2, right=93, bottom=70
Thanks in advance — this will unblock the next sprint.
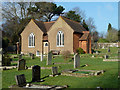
left=47, top=52, right=52, bottom=65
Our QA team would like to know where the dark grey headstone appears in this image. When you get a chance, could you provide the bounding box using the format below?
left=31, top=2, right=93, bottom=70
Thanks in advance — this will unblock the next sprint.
left=31, top=54, right=34, bottom=59
left=47, top=52, right=52, bottom=65
left=104, top=55, right=108, bottom=59
left=32, top=65, right=41, bottom=82
left=108, top=48, right=110, bottom=52
left=17, top=59, right=26, bottom=70
left=74, top=53, right=80, bottom=68
left=52, top=67, right=58, bottom=75
left=15, top=74, right=26, bottom=87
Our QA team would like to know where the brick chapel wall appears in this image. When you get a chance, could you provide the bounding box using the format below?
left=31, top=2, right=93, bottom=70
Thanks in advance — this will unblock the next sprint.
left=47, top=17, right=74, bottom=54
left=73, top=33, right=82, bottom=53
left=88, top=35, right=92, bottom=54
left=21, top=20, right=43, bottom=55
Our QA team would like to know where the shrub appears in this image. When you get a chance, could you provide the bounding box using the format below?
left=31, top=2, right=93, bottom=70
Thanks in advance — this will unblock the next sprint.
left=61, top=50, right=71, bottom=60
left=2, top=54, right=11, bottom=66
left=76, top=48, right=85, bottom=54
left=98, top=38, right=109, bottom=43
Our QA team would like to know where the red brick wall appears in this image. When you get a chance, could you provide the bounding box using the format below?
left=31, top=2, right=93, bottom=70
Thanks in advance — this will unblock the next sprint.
left=79, top=34, right=91, bottom=54
left=73, top=33, right=82, bottom=53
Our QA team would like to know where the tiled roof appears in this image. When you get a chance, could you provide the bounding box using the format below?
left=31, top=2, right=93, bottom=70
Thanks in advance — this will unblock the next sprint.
left=33, top=20, right=55, bottom=33
left=61, top=16, right=87, bottom=33
left=79, top=33, right=89, bottom=41
left=32, top=16, right=86, bottom=33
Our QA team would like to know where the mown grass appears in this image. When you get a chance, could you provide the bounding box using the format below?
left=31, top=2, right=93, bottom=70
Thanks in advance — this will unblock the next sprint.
left=2, top=47, right=119, bottom=88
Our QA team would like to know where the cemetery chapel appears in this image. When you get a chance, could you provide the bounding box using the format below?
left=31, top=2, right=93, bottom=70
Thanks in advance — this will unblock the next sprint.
left=20, top=16, right=91, bottom=56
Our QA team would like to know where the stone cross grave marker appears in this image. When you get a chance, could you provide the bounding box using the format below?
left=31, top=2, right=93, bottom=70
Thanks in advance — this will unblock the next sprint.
left=17, top=59, right=26, bottom=70
left=41, top=53, right=43, bottom=61
left=74, top=53, right=80, bottom=68
left=52, top=67, right=58, bottom=75
left=32, top=65, right=41, bottom=82
left=104, top=55, right=108, bottom=59
left=15, top=74, right=26, bottom=87
left=47, top=52, right=52, bottom=65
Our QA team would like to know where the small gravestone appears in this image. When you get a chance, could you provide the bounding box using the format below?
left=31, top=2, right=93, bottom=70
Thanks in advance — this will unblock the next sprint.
left=32, top=65, right=40, bottom=82
left=31, top=54, right=34, bottom=59
left=15, top=74, right=26, bottom=87
left=17, top=59, right=26, bottom=70
left=19, top=54, right=22, bottom=59
left=74, top=53, right=80, bottom=68
left=104, top=55, right=108, bottom=59
left=92, top=55, right=95, bottom=58
left=41, top=53, right=43, bottom=61
left=47, top=52, right=52, bottom=65
left=52, top=67, right=58, bottom=75
left=108, top=47, right=110, bottom=52
left=96, top=51, right=98, bottom=54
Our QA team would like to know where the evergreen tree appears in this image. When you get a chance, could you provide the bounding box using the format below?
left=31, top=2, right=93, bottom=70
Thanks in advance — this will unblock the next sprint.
left=82, top=20, right=89, bottom=31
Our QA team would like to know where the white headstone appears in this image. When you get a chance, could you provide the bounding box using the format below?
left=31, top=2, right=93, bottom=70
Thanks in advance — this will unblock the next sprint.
left=41, top=53, right=43, bottom=61
left=74, top=53, right=80, bottom=68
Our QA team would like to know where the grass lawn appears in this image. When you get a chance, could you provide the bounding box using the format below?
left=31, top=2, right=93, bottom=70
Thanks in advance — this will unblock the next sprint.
left=2, top=47, right=119, bottom=88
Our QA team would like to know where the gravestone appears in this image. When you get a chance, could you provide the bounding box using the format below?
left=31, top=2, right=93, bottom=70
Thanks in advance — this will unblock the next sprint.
left=15, top=74, right=26, bottom=87
left=17, top=59, right=26, bottom=70
left=19, top=54, right=22, bottom=59
left=47, top=52, right=52, bottom=65
left=104, top=55, right=108, bottom=59
left=52, top=67, right=58, bottom=75
left=41, top=53, right=43, bottom=61
left=92, top=55, right=95, bottom=58
left=31, top=54, right=34, bottom=59
left=96, top=51, right=99, bottom=54
left=108, top=47, right=110, bottom=52
left=32, top=65, right=41, bottom=82
left=74, top=53, right=80, bottom=68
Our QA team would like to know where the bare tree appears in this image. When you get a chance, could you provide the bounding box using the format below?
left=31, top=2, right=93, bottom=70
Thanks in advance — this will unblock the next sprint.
left=86, top=17, right=96, bottom=33
left=73, top=7, right=86, bottom=20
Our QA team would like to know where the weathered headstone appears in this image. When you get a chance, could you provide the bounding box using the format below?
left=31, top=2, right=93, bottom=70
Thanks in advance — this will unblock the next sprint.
left=104, top=55, right=108, bottom=59
left=41, top=53, right=43, bottom=61
left=47, top=52, right=52, bottom=65
left=32, top=65, right=40, bottom=82
left=17, top=59, right=26, bottom=70
left=15, top=74, right=26, bottom=87
left=19, top=54, right=22, bottom=59
left=52, top=67, right=58, bottom=75
left=74, top=53, right=80, bottom=68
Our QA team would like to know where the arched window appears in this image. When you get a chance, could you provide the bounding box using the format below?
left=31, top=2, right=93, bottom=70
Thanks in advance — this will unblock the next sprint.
left=28, top=33, right=35, bottom=47
left=57, top=31, right=64, bottom=47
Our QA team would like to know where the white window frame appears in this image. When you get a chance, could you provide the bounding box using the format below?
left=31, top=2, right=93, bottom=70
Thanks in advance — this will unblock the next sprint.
left=28, top=33, right=35, bottom=48
left=57, top=31, right=64, bottom=47
left=36, top=50, right=40, bottom=56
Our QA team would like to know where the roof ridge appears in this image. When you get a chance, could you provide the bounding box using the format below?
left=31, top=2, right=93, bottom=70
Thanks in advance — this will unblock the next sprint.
left=61, top=16, right=86, bottom=31
left=61, top=16, right=81, bottom=25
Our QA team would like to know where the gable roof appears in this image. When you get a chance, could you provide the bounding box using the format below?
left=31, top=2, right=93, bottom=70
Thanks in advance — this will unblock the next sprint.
left=60, top=16, right=87, bottom=33
left=33, top=19, right=55, bottom=33
left=27, top=16, right=87, bottom=33
left=79, top=33, right=89, bottom=41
